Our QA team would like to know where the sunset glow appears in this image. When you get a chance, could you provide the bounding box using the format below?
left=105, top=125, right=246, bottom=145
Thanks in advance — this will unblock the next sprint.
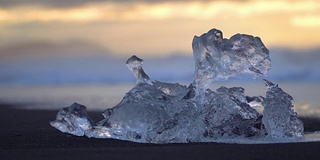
left=0, top=0, right=320, bottom=56
left=1, top=1, right=320, bottom=22
left=291, top=14, right=320, bottom=28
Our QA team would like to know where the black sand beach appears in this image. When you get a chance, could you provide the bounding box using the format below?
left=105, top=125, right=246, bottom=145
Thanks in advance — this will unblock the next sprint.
left=1, top=104, right=320, bottom=160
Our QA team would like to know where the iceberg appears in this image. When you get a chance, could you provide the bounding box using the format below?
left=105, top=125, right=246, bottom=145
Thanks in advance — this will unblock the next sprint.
left=51, top=28, right=305, bottom=143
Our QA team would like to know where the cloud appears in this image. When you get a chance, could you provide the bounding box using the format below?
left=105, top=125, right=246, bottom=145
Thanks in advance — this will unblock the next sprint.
left=1, top=0, right=320, bottom=57
left=0, top=0, right=104, bottom=8
left=0, top=40, right=110, bottom=62
left=0, top=0, right=214, bottom=8
left=1, top=0, right=320, bottom=23
left=291, top=14, right=320, bottom=28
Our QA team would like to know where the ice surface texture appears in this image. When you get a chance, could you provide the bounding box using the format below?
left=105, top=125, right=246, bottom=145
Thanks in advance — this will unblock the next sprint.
left=50, top=28, right=304, bottom=143
left=262, top=79, right=304, bottom=138
left=126, top=55, right=150, bottom=84
left=192, top=29, right=271, bottom=104
left=50, top=103, right=93, bottom=136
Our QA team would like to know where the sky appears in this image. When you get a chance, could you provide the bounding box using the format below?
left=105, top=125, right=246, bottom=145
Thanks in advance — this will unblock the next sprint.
left=1, top=0, right=320, bottom=58
left=1, top=0, right=320, bottom=117
left=0, top=0, right=320, bottom=85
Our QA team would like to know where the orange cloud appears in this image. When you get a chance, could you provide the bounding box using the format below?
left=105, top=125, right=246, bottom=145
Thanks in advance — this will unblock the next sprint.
left=291, top=14, right=320, bottom=28
left=1, top=0, right=320, bottom=55
left=1, top=0, right=319, bottom=23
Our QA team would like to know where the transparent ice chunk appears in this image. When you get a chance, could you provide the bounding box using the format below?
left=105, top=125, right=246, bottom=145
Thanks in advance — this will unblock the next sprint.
left=192, top=29, right=271, bottom=104
left=51, top=83, right=266, bottom=143
left=152, top=80, right=189, bottom=99
left=203, top=87, right=263, bottom=138
left=126, top=55, right=150, bottom=84
left=50, top=28, right=306, bottom=144
left=88, top=83, right=201, bottom=143
left=262, top=79, right=304, bottom=138
left=50, top=103, right=93, bottom=136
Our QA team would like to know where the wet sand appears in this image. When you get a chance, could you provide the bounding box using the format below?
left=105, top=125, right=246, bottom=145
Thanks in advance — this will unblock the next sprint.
left=1, top=104, right=320, bottom=160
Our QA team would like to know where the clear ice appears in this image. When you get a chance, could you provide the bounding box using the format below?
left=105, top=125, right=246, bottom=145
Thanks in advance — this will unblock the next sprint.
left=262, top=79, right=304, bottom=138
left=192, top=29, right=271, bottom=104
left=50, top=28, right=305, bottom=144
left=50, top=103, right=93, bottom=136
left=126, top=55, right=150, bottom=84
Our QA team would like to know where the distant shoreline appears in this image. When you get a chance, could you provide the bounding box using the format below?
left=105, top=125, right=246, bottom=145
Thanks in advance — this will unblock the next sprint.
left=1, top=83, right=320, bottom=118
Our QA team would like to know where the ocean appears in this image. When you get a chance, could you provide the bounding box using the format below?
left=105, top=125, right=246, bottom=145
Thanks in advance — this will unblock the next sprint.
left=0, top=82, right=319, bottom=118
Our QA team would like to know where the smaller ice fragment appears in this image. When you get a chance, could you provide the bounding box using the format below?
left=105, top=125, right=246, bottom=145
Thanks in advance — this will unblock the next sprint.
left=50, top=103, right=93, bottom=136
left=262, top=79, right=304, bottom=138
left=126, top=55, right=150, bottom=84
